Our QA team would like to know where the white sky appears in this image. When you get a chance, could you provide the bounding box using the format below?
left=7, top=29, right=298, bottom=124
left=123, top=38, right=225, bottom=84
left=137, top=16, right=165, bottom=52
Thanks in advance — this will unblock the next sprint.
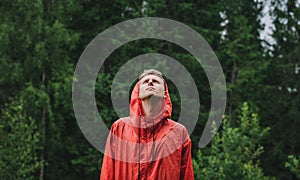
left=260, top=0, right=300, bottom=46
left=260, top=0, right=276, bottom=45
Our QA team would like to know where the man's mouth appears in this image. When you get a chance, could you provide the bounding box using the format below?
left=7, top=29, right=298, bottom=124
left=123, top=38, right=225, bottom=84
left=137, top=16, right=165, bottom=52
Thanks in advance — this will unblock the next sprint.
left=146, top=87, right=155, bottom=91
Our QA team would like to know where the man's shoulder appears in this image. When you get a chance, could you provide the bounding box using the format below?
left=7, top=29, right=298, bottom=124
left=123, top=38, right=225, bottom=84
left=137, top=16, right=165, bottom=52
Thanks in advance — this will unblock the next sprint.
left=166, top=119, right=189, bottom=133
left=165, top=119, right=191, bottom=143
left=110, top=117, right=130, bottom=129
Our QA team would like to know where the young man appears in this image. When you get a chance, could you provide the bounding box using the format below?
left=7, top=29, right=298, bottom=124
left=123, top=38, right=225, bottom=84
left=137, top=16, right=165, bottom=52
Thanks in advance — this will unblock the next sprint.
left=100, top=69, right=194, bottom=180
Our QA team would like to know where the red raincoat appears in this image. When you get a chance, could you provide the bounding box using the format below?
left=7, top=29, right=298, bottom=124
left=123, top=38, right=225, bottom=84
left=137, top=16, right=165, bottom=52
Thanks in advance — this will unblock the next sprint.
left=100, top=81, right=194, bottom=180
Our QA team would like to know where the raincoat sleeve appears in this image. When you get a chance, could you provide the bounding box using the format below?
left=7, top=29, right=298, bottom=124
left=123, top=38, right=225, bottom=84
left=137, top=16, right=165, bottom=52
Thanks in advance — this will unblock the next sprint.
left=100, top=125, right=115, bottom=180
left=180, top=136, right=194, bottom=180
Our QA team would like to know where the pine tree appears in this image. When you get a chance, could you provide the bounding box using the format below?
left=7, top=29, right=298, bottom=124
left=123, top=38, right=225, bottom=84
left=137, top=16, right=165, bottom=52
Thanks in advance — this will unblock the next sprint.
left=193, top=102, right=273, bottom=180
left=0, top=0, right=78, bottom=179
left=218, top=0, right=267, bottom=119
left=260, top=0, right=300, bottom=179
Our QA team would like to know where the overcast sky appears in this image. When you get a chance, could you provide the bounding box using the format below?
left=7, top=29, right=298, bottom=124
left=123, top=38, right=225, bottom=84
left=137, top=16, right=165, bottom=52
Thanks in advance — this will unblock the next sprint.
left=260, top=0, right=275, bottom=45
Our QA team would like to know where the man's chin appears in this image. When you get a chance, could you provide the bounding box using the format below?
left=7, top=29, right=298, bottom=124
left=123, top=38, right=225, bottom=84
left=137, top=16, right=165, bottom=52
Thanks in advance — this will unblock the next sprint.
left=140, top=93, right=163, bottom=100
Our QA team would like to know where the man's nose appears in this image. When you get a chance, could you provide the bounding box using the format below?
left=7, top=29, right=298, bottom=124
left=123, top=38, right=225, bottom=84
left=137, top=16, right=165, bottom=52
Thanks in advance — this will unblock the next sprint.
left=148, top=79, right=154, bottom=85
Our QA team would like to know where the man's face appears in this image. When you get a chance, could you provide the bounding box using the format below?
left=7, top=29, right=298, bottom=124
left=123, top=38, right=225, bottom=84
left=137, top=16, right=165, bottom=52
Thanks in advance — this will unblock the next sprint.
left=139, top=74, right=165, bottom=100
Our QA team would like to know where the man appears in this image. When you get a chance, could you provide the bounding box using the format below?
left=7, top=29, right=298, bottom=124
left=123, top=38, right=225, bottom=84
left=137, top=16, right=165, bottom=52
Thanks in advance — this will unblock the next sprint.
left=100, top=69, right=194, bottom=180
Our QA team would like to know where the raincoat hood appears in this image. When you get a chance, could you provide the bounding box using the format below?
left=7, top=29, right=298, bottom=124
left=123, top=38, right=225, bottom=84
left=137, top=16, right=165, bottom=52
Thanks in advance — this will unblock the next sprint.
left=129, top=80, right=172, bottom=128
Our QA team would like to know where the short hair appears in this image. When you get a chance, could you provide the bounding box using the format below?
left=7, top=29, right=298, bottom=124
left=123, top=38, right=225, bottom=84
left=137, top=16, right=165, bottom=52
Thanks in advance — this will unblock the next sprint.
left=138, top=69, right=164, bottom=81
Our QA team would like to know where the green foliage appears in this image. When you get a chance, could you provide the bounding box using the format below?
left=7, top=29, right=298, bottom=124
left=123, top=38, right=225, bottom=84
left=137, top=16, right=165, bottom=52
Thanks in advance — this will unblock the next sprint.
left=193, top=102, right=273, bottom=180
left=71, top=148, right=103, bottom=176
left=218, top=0, right=267, bottom=119
left=259, top=0, right=300, bottom=178
left=0, top=100, right=41, bottom=179
left=285, top=155, right=300, bottom=179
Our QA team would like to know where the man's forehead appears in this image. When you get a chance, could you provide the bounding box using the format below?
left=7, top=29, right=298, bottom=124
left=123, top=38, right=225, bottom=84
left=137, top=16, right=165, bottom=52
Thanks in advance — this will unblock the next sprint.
left=139, top=74, right=164, bottom=82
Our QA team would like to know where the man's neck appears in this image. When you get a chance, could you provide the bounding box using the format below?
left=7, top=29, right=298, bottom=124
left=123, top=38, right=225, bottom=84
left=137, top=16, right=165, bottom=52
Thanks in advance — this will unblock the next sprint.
left=141, top=96, right=163, bottom=117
